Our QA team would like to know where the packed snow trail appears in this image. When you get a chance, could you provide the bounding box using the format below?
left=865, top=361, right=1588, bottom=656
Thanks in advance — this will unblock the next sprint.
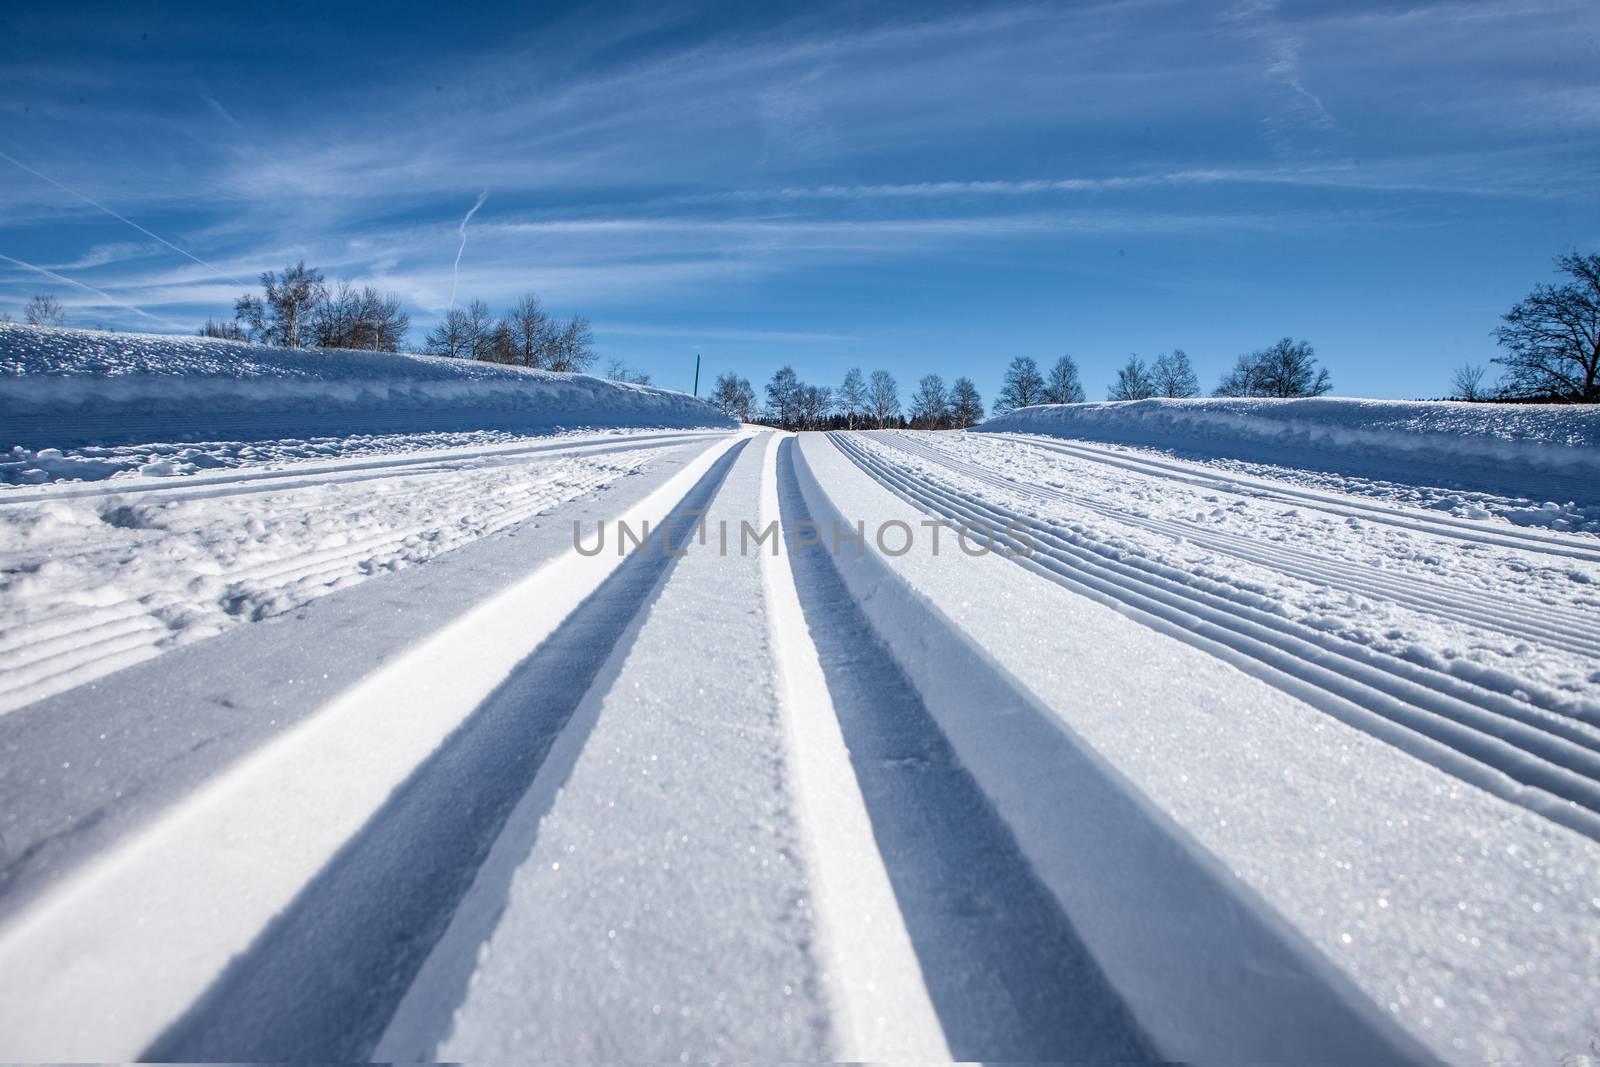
left=0, top=429, right=724, bottom=713
left=838, top=431, right=1600, bottom=839
left=148, top=439, right=764, bottom=1060
left=774, top=438, right=1152, bottom=1061
left=794, top=430, right=1599, bottom=1063
left=1, top=421, right=1598, bottom=1063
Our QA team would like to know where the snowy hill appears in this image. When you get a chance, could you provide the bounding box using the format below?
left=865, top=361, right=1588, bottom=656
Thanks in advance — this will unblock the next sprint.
left=979, top=397, right=1600, bottom=512
left=0, top=324, right=734, bottom=456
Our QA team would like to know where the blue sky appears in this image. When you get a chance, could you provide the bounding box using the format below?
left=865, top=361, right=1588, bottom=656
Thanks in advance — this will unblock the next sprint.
left=1, top=0, right=1596, bottom=404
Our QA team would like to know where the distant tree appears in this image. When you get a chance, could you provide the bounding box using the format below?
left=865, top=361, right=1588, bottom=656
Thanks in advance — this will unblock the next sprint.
left=604, top=357, right=653, bottom=385
left=909, top=373, right=951, bottom=429
left=1212, top=351, right=1265, bottom=397
left=1255, top=338, right=1330, bottom=397
left=199, top=318, right=247, bottom=340
left=24, top=294, right=67, bottom=327
left=712, top=372, right=756, bottom=421
left=304, top=282, right=411, bottom=352
left=800, top=384, right=834, bottom=429
left=1042, top=354, right=1085, bottom=405
left=357, top=289, right=410, bottom=352
left=425, top=307, right=471, bottom=358
left=461, top=299, right=497, bottom=361
left=765, top=366, right=803, bottom=429
left=234, top=261, right=326, bottom=348
left=950, top=376, right=984, bottom=428
left=542, top=315, right=596, bottom=372
left=1108, top=355, right=1156, bottom=400
left=1451, top=362, right=1490, bottom=402
left=499, top=292, right=551, bottom=368
left=310, top=281, right=359, bottom=350
left=994, top=356, right=1045, bottom=413
left=1151, top=349, right=1200, bottom=397
left=1213, top=338, right=1330, bottom=398
left=1494, top=252, right=1600, bottom=402
left=868, top=369, right=900, bottom=428
left=838, top=367, right=866, bottom=429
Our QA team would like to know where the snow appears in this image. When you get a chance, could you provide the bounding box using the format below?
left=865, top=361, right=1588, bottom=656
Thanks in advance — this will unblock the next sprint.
left=395, top=439, right=829, bottom=1061
left=2, top=382, right=1598, bottom=1062
left=0, top=435, right=748, bottom=1059
left=860, top=432, right=1600, bottom=738
left=806, top=430, right=1600, bottom=1062
left=0, top=323, right=733, bottom=475
left=0, top=431, right=728, bottom=714
left=979, top=398, right=1600, bottom=517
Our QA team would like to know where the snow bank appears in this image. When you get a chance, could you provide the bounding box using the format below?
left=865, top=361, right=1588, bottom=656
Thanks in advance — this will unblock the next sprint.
left=979, top=397, right=1600, bottom=485
left=0, top=324, right=734, bottom=453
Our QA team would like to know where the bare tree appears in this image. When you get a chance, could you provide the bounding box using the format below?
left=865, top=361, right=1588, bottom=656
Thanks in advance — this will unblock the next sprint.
left=543, top=316, right=596, bottom=372
left=235, top=261, right=326, bottom=348
left=1213, top=339, right=1330, bottom=398
left=1254, top=338, right=1330, bottom=397
left=950, top=377, right=985, bottom=428
left=712, top=372, right=756, bottom=421
left=994, top=356, right=1045, bottom=413
left=868, top=369, right=900, bottom=428
left=462, top=300, right=497, bottom=361
left=800, top=384, right=834, bottom=429
left=605, top=357, right=653, bottom=385
left=1151, top=349, right=1200, bottom=397
left=1108, top=355, right=1156, bottom=400
left=764, top=366, right=803, bottom=429
left=838, top=367, right=866, bottom=429
left=311, top=281, right=361, bottom=350
left=1213, top=351, right=1266, bottom=397
left=24, top=294, right=68, bottom=327
left=909, top=373, right=950, bottom=429
left=1451, top=362, right=1489, bottom=401
left=1494, top=251, right=1600, bottom=402
left=1042, top=354, right=1085, bottom=405
left=305, top=282, right=411, bottom=352
left=199, top=318, right=247, bottom=340
left=500, top=292, right=551, bottom=368
left=357, top=288, right=410, bottom=352
left=425, top=307, right=471, bottom=358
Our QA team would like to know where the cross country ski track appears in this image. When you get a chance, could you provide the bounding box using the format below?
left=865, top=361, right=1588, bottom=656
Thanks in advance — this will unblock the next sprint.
left=1, top=426, right=1597, bottom=1064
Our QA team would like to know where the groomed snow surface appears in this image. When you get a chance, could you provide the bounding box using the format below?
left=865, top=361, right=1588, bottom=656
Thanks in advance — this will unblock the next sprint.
left=0, top=335, right=1597, bottom=1064
left=1, top=323, right=735, bottom=479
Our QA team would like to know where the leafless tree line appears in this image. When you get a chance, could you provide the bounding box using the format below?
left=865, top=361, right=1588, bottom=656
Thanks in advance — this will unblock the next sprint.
left=422, top=293, right=596, bottom=372
left=705, top=365, right=984, bottom=431
left=188, top=261, right=598, bottom=373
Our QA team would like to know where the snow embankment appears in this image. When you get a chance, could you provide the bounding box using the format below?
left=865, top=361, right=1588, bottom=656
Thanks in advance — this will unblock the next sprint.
left=1, top=324, right=733, bottom=470
left=979, top=397, right=1600, bottom=491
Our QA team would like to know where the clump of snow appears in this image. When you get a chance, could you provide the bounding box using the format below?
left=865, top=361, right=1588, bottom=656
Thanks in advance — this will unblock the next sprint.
left=979, top=397, right=1600, bottom=488
left=0, top=324, right=734, bottom=464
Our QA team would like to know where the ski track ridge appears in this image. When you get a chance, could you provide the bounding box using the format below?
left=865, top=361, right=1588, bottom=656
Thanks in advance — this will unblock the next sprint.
left=831, top=432, right=1600, bottom=842
left=985, top=431, right=1600, bottom=564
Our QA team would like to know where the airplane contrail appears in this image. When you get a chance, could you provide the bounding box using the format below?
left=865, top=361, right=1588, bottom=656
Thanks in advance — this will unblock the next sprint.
left=0, top=150, right=251, bottom=289
left=0, top=250, right=187, bottom=329
left=448, top=189, right=490, bottom=310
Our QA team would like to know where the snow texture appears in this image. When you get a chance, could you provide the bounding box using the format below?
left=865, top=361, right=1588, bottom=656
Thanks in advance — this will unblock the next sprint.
left=0, top=323, right=733, bottom=467
left=802, top=431, right=1600, bottom=1063
left=979, top=398, right=1600, bottom=511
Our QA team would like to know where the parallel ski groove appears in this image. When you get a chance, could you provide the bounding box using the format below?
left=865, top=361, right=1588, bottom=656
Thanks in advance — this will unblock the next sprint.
left=831, top=432, right=1600, bottom=841
left=884, top=432, right=1600, bottom=655
left=986, top=431, right=1600, bottom=564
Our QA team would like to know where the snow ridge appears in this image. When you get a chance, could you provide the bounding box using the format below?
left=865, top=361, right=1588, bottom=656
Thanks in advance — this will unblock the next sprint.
left=0, top=324, right=734, bottom=454
left=979, top=397, right=1600, bottom=484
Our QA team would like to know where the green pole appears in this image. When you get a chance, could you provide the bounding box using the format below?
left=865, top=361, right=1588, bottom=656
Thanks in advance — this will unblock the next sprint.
left=693, top=353, right=701, bottom=397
